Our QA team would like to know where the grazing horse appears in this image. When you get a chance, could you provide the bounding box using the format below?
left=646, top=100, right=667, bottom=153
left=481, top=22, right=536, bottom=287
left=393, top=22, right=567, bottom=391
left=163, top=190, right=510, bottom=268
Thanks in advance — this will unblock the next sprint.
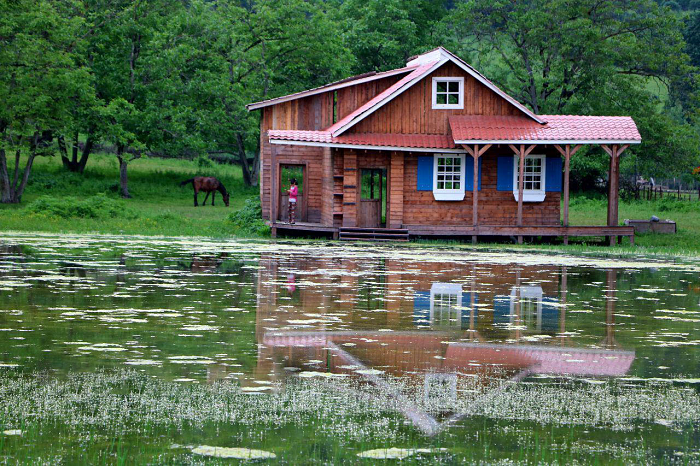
left=180, top=177, right=230, bottom=207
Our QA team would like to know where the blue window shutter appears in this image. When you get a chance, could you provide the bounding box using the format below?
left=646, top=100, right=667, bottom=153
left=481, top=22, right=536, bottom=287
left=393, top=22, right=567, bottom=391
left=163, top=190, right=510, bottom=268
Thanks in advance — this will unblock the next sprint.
left=460, top=292, right=478, bottom=329
left=497, top=156, right=514, bottom=191
left=465, top=156, right=473, bottom=191
left=493, top=296, right=511, bottom=323
left=541, top=296, right=559, bottom=331
left=413, top=291, right=431, bottom=326
left=464, top=156, right=483, bottom=192
left=416, top=156, right=433, bottom=191
left=545, top=157, right=563, bottom=192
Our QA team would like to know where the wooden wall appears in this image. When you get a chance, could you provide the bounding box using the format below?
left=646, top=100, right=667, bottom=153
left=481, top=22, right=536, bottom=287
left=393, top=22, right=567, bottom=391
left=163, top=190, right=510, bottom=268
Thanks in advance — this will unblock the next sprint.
left=401, top=149, right=561, bottom=226
left=336, top=75, right=404, bottom=121
left=260, top=92, right=334, bottom=219
left=349, top=62, right=521, bottom=135
left=270, top=144, right=326, bottom=224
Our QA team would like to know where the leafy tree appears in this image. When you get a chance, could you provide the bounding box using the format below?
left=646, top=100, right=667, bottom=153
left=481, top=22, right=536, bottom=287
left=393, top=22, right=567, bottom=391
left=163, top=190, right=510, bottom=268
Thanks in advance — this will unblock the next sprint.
left=0, top=0, right=92, bottom=203
left=146, top=0, right=353, bottom=186
left=338, top=0, right=451, bottom=73
left=447, top=0, right=700, bottom=180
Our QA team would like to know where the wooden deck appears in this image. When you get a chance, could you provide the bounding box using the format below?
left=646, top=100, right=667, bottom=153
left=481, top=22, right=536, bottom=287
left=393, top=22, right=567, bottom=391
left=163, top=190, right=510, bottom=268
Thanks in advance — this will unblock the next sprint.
left=270, top=221, right=635, bottom=244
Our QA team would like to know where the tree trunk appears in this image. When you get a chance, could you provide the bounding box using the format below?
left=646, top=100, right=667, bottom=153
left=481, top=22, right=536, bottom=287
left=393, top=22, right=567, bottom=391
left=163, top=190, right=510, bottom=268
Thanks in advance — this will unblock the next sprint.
left=13, top=152, right=35, bottom=203
left=0, top=147, right=12, bottom=203
left=117, top=148, right=131, bottom=199
left=60, top=133, right=93, bottom=173
left=236, top=132, right=259, bottom=187
left=76, top=135, right=93, bottom=173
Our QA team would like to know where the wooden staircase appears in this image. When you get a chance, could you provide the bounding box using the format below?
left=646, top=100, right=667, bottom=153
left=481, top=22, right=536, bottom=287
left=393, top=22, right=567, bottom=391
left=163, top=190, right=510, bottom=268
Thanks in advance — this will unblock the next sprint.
left=338, top=227, right=409, bottom=242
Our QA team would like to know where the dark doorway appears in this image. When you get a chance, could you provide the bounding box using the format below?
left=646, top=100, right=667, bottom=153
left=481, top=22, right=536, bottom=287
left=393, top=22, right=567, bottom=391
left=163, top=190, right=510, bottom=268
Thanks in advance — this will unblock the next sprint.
left=278, top=164, right=307, bottom=222
left=359, top=168, right=386, bottom=228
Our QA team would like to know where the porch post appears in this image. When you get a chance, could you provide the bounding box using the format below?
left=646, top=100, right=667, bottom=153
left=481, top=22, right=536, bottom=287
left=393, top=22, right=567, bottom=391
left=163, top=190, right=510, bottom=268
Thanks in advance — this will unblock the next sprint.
left=509, top=144, right=535, bottom=244
left=602, top=144, right=629, bottom=246
left=462, top=144, right=491, bottom=244
left=554, top=144, right=582, bottom=245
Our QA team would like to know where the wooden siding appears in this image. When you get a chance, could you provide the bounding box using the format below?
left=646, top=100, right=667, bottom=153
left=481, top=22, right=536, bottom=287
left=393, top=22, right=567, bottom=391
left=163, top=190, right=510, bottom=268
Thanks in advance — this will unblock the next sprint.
left=260, top=92, right=334, bottom=219
left=342, top=151, right=358, bottom=227
left=402, top=150, right=561, bottom=226
left=269, top=144, right=326, bottom=224
left=337, top=75, right=404, bottom=121
left=349, top=62, right=521, bottom=135
left=389, top=153, right=404, bottom=229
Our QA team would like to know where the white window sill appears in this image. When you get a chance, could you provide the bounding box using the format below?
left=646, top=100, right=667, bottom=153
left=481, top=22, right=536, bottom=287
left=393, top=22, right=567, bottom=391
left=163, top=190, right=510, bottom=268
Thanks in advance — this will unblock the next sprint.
left=433, top=191, right=465, bottom=201
left=432, top=104, right=464, bottom=110
left=512, top=191, right=545, bottom=202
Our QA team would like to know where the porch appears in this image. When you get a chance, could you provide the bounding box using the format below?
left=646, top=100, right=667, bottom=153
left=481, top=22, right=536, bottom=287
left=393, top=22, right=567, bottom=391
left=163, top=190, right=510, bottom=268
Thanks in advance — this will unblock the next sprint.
left=267, top=139, right=636, bottom=245
left=270, top=221, right=635, bottom=244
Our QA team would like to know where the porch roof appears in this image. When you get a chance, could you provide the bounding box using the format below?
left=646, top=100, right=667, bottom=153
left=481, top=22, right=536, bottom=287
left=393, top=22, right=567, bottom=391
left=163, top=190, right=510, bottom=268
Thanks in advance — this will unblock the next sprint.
left=450, top=115, right=642, bottom=145
left=268, top=113, right=641, bottom=151
left=268, top=129, right=458, bottom=151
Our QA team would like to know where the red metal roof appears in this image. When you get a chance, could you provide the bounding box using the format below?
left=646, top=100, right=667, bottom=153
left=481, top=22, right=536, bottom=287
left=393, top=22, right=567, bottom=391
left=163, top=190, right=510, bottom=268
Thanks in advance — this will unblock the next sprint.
left=450, top=115, right=641, bottom=143
left=268, top=129, right=457, bottom=149
left=246, top=65, right=417, bottom=110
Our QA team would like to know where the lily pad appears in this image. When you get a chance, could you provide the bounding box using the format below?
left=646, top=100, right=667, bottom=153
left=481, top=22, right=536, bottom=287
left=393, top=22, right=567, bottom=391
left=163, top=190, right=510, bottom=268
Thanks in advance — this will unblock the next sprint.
left=191, top=445, right=276, bottom=459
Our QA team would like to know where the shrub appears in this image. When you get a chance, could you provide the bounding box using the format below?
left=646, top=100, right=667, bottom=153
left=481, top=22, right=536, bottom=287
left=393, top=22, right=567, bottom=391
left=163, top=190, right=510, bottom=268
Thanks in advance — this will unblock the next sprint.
left=227, top=197, right=269, bottom=237
left=26, top=194, right=138, bottom=220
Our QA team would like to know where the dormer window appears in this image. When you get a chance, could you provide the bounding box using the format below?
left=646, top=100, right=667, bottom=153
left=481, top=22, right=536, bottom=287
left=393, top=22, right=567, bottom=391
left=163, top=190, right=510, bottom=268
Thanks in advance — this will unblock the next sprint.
left=432, top=77, right=464, bottom=109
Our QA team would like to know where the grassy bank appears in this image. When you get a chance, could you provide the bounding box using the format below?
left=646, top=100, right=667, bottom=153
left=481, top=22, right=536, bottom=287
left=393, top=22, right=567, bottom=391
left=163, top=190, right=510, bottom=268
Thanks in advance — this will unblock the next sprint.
left=0, top=153, right=263, bottom=237
left=1, top=154, right=699, bottom=256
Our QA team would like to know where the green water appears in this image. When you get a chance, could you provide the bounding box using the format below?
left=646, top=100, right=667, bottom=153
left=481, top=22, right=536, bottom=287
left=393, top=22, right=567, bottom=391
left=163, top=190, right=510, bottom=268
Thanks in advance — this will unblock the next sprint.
left=0, top=233, right=699, bottom=463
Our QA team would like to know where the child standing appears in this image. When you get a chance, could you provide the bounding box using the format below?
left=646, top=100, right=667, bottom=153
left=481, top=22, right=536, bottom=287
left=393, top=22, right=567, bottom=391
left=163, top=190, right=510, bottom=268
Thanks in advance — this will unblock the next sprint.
left=287, top=178, right=298, bottom=224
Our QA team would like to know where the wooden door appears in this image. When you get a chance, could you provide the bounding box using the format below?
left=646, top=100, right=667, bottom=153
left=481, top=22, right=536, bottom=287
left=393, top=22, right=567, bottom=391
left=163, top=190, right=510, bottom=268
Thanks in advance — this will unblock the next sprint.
left=278, top=164, right=307, bottom=222
left=359, top=168, right=383, bottom=228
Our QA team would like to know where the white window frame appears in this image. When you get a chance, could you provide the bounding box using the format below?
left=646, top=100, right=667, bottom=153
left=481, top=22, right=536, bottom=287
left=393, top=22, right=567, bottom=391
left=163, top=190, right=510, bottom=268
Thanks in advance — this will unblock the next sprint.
left=512, top=154, right=546, bottom=202
left=430, top=283, right=463, bottom=329
left=432, top=77, right=464, bottom=110
left=509, top=286, right=544, bottom=331
left=433, top=153, right=466, bottom=201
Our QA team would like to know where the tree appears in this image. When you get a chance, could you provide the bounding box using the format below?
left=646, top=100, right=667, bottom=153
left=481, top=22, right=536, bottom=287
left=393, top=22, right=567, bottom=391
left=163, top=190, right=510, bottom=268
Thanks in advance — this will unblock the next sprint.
left=0, top=0, right=92, bottom=203
left=337, top=0, right=451, bottom=73
left=146, top=0, right=353, bottom=186
left=447, top=0, right=700, bottom=179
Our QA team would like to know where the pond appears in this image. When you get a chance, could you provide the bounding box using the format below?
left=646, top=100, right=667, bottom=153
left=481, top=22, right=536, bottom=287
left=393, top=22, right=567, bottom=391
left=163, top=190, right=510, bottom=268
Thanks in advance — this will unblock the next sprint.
left=0, top=232, right=699, bottom=463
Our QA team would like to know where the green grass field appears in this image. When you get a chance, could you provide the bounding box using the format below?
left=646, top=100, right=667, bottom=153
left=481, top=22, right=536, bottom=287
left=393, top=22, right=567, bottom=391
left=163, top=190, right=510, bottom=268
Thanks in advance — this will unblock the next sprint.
left=0, top=152, right=262, bottom=237
left=1, top=153, right=698, bottom=256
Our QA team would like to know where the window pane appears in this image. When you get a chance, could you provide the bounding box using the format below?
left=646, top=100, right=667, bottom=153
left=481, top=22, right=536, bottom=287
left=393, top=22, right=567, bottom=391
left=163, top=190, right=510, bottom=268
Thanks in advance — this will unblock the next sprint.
left=448, top=81, right=459, bottom=93
left=437, top=81, right=447, bottom=93
left=448, top=94, right=458, bottom=105
left=436, top=93, right=447, bottom=104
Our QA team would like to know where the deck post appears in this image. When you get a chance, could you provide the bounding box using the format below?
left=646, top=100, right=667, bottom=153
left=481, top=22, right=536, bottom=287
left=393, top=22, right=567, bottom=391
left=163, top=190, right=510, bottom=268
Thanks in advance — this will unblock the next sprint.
left=602, top=144, right=629, bottom=246
left=463, top=144, right=491, bottom=244
left=509, top=144, right=535, bottom=244
left=554, top=144, right=582, bottom=246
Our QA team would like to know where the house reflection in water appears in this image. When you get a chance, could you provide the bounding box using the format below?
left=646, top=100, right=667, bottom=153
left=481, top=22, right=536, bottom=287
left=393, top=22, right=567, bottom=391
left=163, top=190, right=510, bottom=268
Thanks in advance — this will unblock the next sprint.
left=229, top=256, right=634, bottom=434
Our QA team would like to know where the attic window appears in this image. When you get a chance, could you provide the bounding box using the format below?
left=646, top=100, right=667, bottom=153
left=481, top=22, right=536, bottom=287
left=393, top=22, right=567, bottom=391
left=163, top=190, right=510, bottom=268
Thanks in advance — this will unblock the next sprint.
left=432, top=77, right=464, bottom=109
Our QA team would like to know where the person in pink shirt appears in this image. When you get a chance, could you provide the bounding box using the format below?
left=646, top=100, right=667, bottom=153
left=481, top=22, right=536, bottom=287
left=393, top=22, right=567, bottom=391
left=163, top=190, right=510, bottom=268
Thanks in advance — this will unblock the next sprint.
left=287, top=178, right=298, bottom=224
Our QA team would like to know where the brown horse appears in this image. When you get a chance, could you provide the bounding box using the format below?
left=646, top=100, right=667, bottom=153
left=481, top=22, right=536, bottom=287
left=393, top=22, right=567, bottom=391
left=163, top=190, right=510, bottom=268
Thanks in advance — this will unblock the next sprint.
left=180, top=177, right=230, bottom=207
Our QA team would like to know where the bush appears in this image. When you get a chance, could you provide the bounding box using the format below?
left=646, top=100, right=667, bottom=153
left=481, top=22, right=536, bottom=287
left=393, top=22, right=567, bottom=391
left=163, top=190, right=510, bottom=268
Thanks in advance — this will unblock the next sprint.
left=656, top=196, right=699, bottom=213
left=26, top=194, right=138, bottom=220
left=227, top=197, right=269, bottom=237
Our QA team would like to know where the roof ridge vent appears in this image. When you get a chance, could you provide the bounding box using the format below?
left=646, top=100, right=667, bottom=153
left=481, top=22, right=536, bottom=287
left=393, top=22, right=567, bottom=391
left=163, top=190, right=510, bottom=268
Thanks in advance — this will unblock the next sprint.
left=406, top=47, right=447, bottom=67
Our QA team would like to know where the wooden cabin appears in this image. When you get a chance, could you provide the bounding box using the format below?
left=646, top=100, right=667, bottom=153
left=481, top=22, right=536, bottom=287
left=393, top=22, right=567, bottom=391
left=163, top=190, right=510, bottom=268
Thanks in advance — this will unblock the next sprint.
left=246, top=47, right=641, bottom=244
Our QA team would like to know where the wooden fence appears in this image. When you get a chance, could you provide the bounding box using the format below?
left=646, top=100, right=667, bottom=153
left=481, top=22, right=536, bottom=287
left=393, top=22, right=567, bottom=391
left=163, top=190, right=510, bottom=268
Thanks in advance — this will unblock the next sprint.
left=636, top=185, right=700, bottom=201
